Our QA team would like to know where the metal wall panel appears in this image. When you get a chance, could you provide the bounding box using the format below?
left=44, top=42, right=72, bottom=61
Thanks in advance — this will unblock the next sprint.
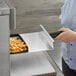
left=0, top=15, right=10, bottom=76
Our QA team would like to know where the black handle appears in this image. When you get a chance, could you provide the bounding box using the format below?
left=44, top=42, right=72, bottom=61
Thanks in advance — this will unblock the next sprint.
left=50, top=31, right=62, bottom=38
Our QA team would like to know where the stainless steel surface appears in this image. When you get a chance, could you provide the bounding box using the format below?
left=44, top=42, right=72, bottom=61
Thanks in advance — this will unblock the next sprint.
left=0, top=15, right=10, bottom=76
left=48, top=41, right=62, bottom=70
left=11, top=52, right=56, bottom=76
left=5, top=0, right=16, bottom=30
left=0, top=0, right=16, bottom=29
left=0, top=0, right=10, bottom=15
left=20, top=25, right=54, bottom=53
left=10, top=8, right=16, bottom=30
left=0, top=0, right=8, bottom=8
left=0, top=0, right=16, bottom=76
left=40, top=25, right=54, bottom=49
left=44, top=51, right=64, bottom=76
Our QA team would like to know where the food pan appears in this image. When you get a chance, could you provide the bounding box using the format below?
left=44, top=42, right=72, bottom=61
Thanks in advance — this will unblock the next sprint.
left=10, top=34, right=28, bottom=54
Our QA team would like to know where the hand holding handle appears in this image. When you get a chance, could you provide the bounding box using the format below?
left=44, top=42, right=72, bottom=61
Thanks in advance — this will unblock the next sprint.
left=50, top=31, right=62, bottom=38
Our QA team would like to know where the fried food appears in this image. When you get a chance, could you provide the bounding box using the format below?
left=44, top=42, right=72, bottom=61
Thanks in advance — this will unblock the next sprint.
left=10, top=37, right=27, bottom=53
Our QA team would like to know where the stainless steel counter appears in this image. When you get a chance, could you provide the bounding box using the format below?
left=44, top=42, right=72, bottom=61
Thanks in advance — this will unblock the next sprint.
left=11, top=52, right=56, bottom=76
left=11, top=51, right=64, bottom=76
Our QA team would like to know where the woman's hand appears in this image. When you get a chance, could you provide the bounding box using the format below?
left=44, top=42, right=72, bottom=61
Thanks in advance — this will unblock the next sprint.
left=54, top=28, right=76, bottom=42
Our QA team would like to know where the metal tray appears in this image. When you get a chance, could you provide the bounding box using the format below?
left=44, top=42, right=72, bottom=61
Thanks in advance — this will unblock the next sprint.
left=10, top=34, right=28, bottom=54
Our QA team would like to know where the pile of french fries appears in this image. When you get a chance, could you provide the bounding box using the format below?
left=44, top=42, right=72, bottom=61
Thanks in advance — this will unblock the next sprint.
left=10, top=37, right=27, bottom=53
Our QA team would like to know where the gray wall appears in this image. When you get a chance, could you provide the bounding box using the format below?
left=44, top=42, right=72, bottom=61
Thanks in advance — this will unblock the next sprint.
left=10, top=0, right=63, bottom=34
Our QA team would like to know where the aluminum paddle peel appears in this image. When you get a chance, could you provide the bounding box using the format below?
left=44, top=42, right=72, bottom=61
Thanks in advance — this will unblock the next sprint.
left=19, top=25, right=54, bottom=53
